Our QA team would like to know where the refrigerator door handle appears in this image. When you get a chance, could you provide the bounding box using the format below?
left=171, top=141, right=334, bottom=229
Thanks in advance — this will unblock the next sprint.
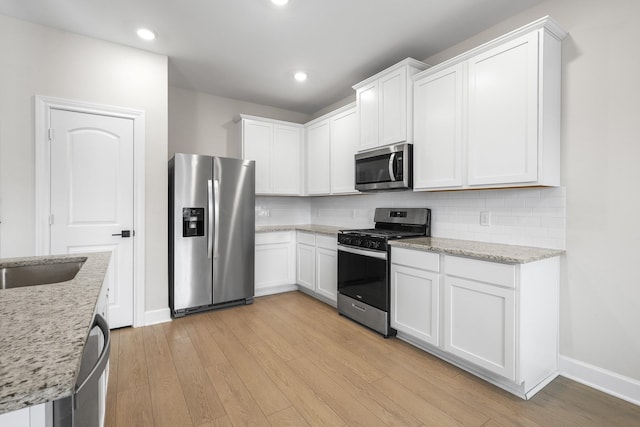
left=214, top=179, right=220, bottom=259
left=207, top=179, right=214, bottom=258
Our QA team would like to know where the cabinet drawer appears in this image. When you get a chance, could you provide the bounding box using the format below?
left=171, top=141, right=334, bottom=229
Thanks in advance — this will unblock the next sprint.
left=296, top=231, right=316, bottom=245
left=316, top=234, right=337, bottom=250
left=391, top=247, right=440, bottom=272
left=445, top=256, right=515, bottom=288
left=256, top=231, right=292, bottom=245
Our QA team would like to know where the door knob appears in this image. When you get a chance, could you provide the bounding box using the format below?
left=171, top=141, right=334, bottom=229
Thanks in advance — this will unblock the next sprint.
left=112, top=230, right=132, bottom=238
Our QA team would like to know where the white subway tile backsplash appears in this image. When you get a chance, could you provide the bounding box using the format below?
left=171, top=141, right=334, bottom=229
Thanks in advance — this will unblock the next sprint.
left=257, top=187, right=566, bottom=250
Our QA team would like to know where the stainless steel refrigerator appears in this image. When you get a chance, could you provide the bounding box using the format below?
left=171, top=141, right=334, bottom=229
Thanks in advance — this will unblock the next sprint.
left=169, top=153, right=255, bottom=317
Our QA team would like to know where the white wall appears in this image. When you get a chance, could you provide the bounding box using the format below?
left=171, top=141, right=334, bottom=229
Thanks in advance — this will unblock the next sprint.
left=420, top=0, right=640, bottom=386
left=0, top=15, right=169, bottom=314
left=169, top=86, right=310, bottom=157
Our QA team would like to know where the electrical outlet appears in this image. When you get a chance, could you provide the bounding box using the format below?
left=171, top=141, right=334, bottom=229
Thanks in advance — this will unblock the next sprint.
left=480, top=211, right=491, bottom=226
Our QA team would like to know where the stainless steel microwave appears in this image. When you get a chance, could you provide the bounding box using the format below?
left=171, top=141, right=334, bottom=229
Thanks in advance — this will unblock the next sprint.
left=355, top=143, right=413, bottom=192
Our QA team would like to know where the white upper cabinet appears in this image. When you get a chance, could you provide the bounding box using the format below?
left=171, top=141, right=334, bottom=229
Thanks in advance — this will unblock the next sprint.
left=330, top=106, right=358, bottom=194
left=273, top=124, right=304, bottom=194
left=413, top=63, right=464, bottom=189
left=238, top=115, right=303, bottom=196
left=354, top=58, right=428, bottom=151
left=467, top=32, right=539, bottom=186
left=306, top=119, right=331, bottom=195
left=305, top=103, right=358, bottom=196
left=412, top=17, right=566, bottom=191
left=242, top=119, right=272, bottom=194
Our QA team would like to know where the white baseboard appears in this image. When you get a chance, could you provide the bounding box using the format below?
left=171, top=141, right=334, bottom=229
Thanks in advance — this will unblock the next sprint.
left=560, top=355, right=640, bottom=406
left=255, top=284, right=299, bottom=297
left=144, top=307, right=172, bottom=326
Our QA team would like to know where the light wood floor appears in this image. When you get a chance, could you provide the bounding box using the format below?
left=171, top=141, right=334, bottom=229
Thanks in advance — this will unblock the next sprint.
left=105, top=291, right=640, bottom=426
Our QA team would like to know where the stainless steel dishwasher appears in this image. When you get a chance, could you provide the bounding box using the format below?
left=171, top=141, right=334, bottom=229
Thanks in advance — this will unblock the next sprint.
left=53, top=313, right=110, bottom=427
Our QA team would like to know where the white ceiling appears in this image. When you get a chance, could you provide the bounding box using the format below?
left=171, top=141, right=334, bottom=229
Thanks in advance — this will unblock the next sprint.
left=0, top=0, right=541, bottom=114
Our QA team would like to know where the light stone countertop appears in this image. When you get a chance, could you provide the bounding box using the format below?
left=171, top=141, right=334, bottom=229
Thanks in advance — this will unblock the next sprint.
left=0, top=252, right=111, bottom=414
left=391, top=237, right=564, bottom=264
left=256, top=225, right=563, bottom=263
left=256, top=224, right=343, bottom=236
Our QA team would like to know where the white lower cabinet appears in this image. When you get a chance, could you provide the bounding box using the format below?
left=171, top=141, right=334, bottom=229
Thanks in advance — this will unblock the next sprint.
left=296, top=232, right=338, bottom=305
left=390, top=247, right=560, bottom=399
left=315, top=237, right=338, bottom=302
left=255, top=232, right=296, bottom=296
left=296, top=232, right=316, bottom=291
left=444, top=275, right=516, bottom=380
left=390, top=248, right=440, bottom=346
left=0, top=404, right=48, bottom=427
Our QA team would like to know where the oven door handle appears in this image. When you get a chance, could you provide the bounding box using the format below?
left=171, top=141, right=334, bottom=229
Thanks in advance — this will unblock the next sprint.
left=338, top=244, right=387, bottom=260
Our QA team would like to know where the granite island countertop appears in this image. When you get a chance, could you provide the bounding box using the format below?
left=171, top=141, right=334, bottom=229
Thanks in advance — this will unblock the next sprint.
left=0, top=252, right=111, bottom=415
left=390, top=237, right=564, bottom=264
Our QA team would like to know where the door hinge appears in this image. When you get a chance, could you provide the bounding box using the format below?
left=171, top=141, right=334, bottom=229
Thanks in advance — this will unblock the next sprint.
left=49, top=213, right=54, bottom=225
left=48, top=128, right=54, bottom=142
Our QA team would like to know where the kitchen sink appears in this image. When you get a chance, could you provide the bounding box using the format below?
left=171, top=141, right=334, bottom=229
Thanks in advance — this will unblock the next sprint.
left=0, top=260, right=85, bottom=289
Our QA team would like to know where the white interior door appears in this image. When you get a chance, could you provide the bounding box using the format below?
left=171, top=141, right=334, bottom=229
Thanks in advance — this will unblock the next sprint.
left=49, top=108, right=134, bottom=328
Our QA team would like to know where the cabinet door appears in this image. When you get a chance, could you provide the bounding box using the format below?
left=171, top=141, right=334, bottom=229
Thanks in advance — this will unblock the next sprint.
left=391, top=264, right=440, bottom=346
left=296, top=243, right=316, bottom=291
left=413, top=64, right=464, bottom=190
left=243, top=120, right=272, bottom=194
left=315, top=238, right=337, bottom=303
left=306, top=120, right=331, bottom=195
left=444, top=276, right=515, bottom=380
left=255, top=233, right=295, bottom=290
left=272, top=124, right=302, bottom=195
left=330, top=108, right=358, bottom=194
left=467, top=31, right=539, bottom=186
left=379, top=69, right=407, bottom=146
left=356, top=82, right=379, bottom=151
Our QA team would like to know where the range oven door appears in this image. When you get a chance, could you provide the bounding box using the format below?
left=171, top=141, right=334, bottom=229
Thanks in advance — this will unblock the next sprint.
left=337, top=245, right=388, bottom=311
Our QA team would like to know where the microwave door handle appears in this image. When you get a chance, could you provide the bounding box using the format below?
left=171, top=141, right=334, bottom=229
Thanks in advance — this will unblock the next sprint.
left=388, top=153, right=396, bottom=181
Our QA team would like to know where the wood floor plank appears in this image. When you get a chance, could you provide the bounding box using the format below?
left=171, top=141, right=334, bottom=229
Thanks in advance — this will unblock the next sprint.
left=116, top=326, right=149, bottom=393
left=183, top=314, right=228, bottom=368
left=293, top=338, right=426, bottom=427
left=257, top=297, right=386, bottom=385
left=222, top=301, right=306, bottom=362
left=143, top=326, right=194, bottom=427
left=167, top=335, right=227, bottom=425
left=206, top=361, right=271, bottom=426
left=115, top=385, right=155, bottom=427
left=209, top=315, right=292, bottom=416
left=195, top=416, right=233, bottom=427
left=240, top=330, right=346, bottom=426
left=267, top=406, right=310, bottom=427
left=530, top=375, right=640, bottom=426
left=105, top=291, right=640, bottom=427
left=371, top=375, right=466, bottom=426
left=288, top=356, right=389, bottom=427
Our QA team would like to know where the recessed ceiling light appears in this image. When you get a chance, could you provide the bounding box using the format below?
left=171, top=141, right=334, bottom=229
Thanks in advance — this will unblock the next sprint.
left=271, top=0, right=289, bottom=5
left=294, top=71, right=307, bottom=82
left=136, top=28, right=156, bottom=41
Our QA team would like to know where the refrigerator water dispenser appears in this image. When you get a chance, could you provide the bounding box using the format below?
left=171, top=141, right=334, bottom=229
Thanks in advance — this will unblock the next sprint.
left=182, top=208, right=204, bottom=237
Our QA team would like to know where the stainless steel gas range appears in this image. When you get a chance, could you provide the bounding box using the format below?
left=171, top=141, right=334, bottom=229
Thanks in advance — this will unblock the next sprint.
left=337, top=207, right=431, bottom=337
